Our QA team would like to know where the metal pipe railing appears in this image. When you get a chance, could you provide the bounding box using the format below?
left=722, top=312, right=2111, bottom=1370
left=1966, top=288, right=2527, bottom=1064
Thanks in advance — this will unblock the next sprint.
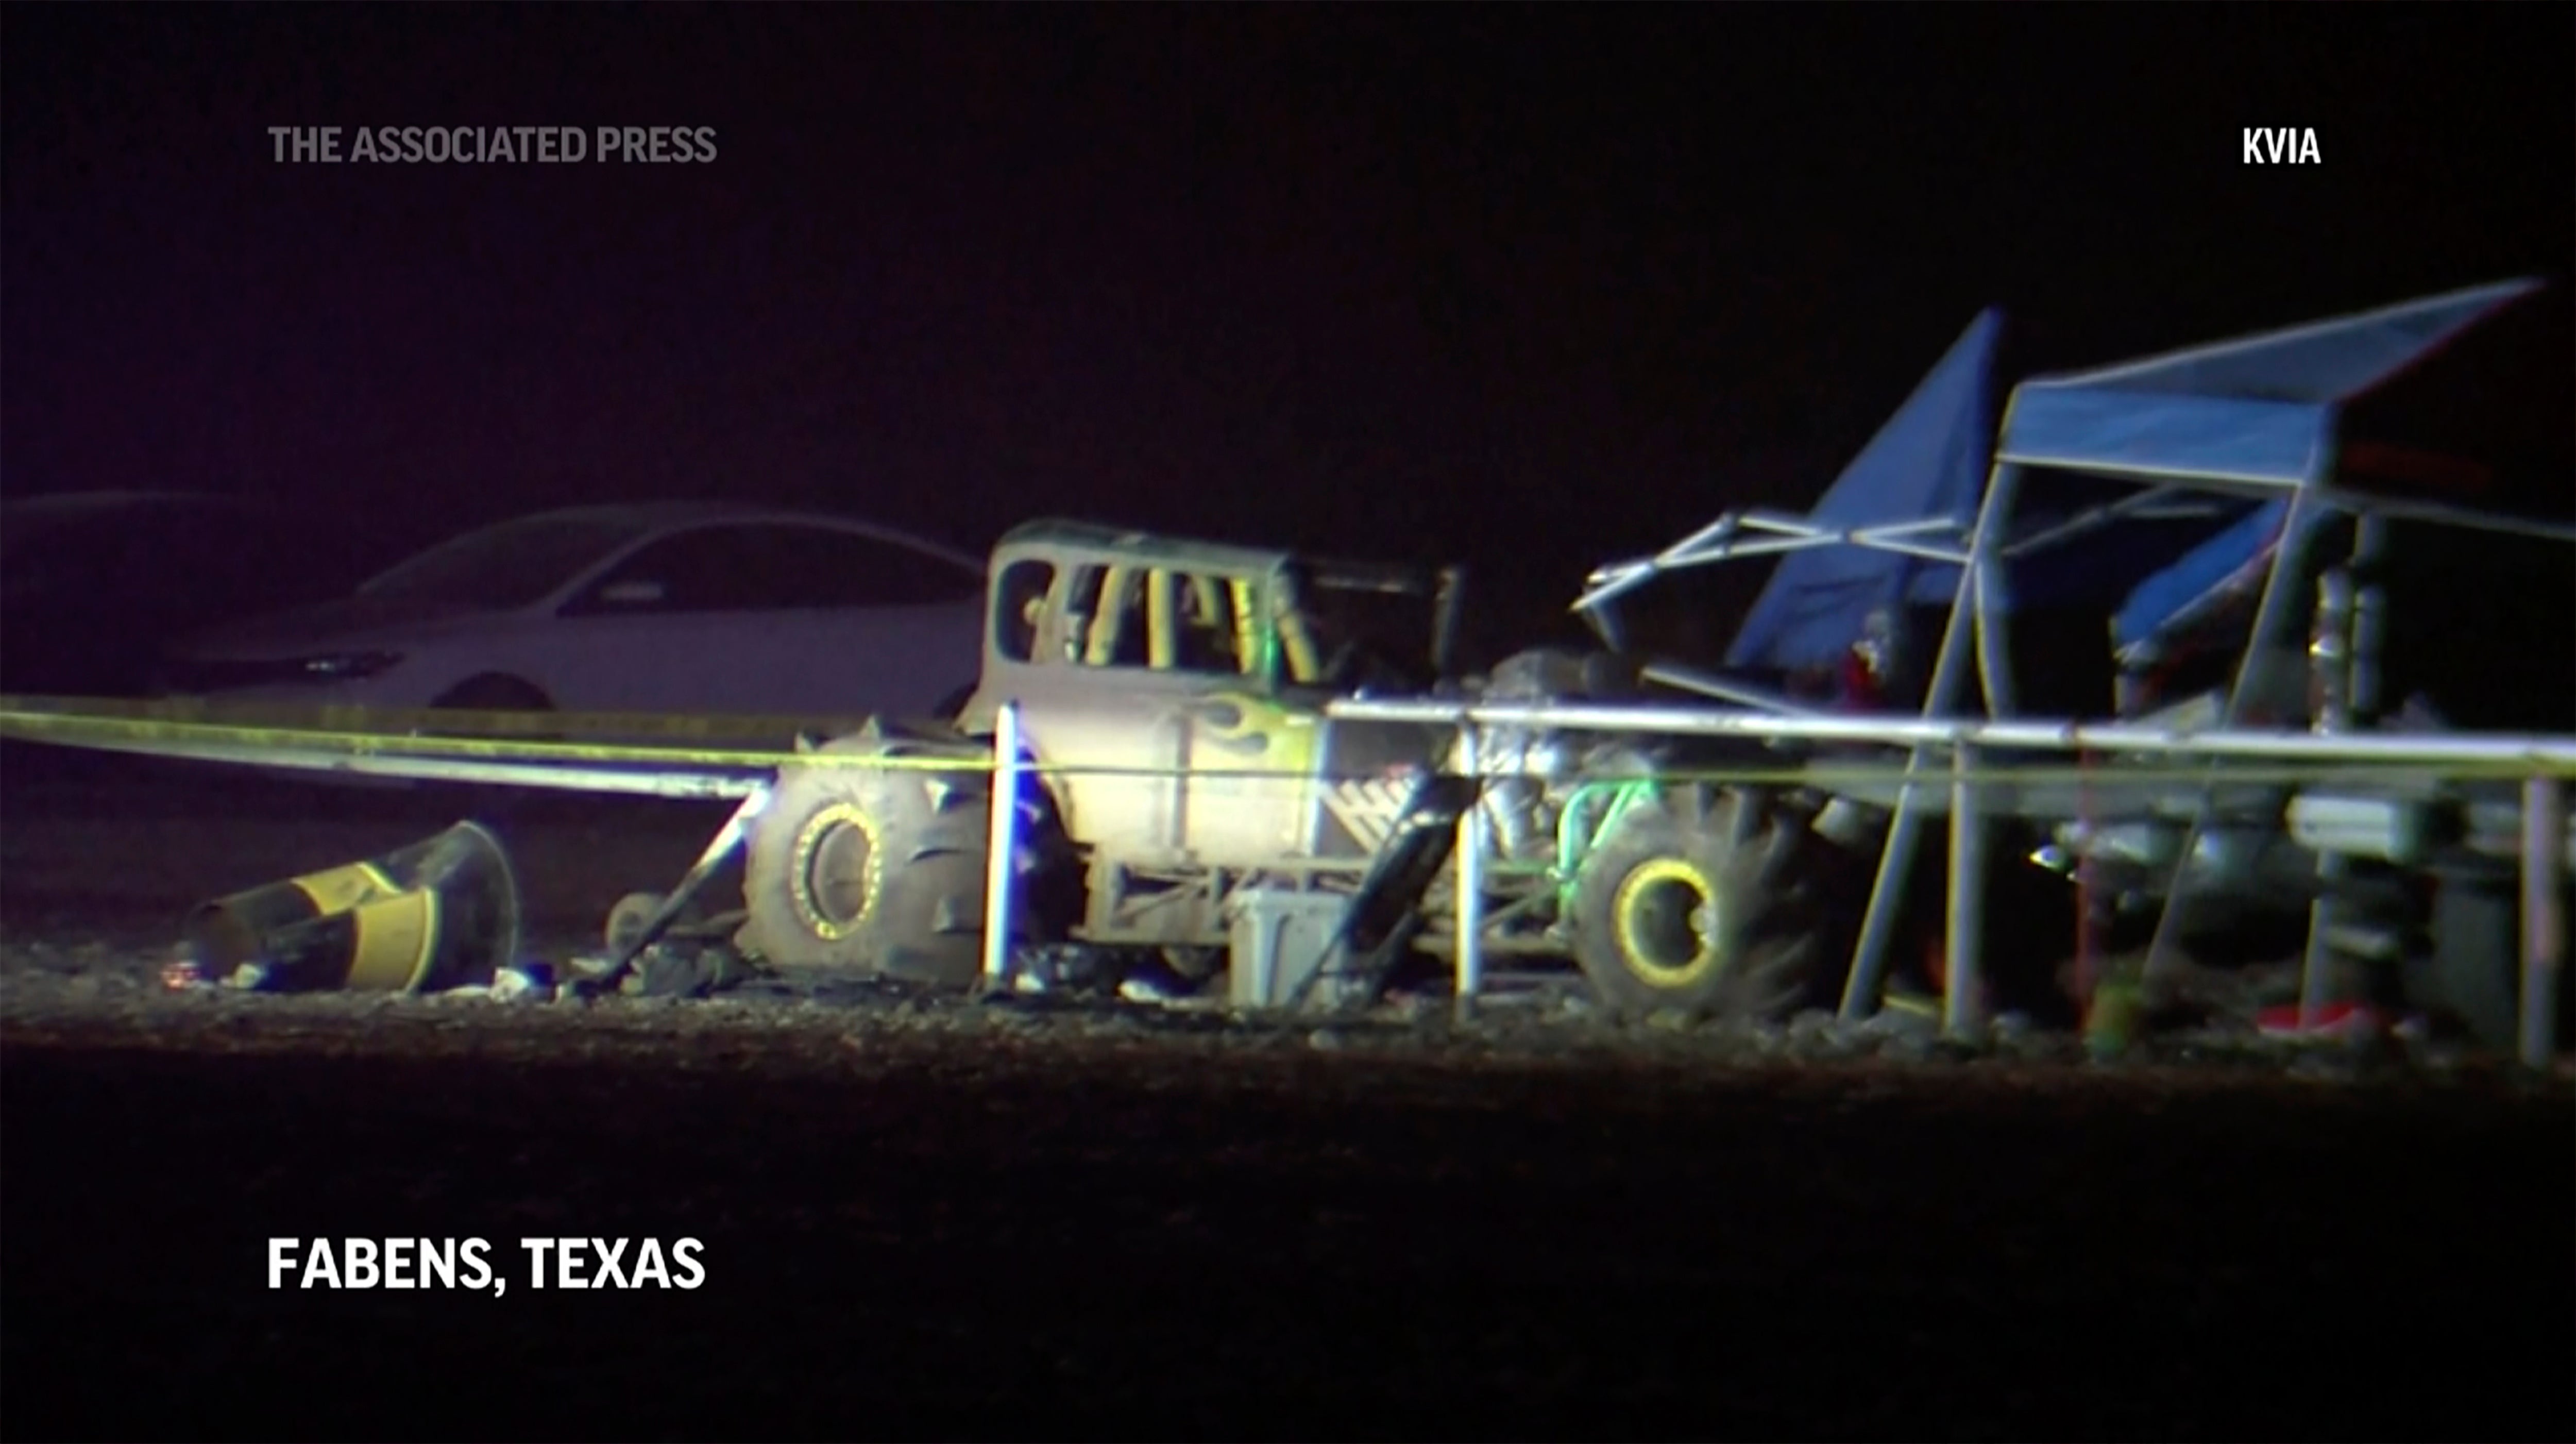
left=1326, top=697, right=2576, bottom=769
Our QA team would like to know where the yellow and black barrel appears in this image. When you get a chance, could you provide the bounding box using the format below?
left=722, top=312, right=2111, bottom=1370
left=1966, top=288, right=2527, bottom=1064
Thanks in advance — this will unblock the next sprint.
left=181, top=821, right=523, bottom=994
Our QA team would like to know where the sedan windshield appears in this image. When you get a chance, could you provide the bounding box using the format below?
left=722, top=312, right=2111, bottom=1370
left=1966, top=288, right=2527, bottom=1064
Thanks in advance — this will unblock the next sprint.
left=357, top=515, right=654, bottom=610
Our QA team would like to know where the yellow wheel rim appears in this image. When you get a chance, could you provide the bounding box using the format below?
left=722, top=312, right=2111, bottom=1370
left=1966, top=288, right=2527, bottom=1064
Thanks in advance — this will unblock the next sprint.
left=1612, top=857, right=1721, bottom=988
left=789, top=801, right=884, bottom=942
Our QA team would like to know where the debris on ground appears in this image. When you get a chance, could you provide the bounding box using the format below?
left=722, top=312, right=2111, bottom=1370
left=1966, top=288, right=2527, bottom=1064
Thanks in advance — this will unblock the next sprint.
left=9, top=931, right=2567, bottom=1094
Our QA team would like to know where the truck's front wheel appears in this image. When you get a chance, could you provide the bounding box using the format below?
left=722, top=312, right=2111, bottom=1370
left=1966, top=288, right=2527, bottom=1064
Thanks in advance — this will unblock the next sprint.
left=1570, top=785, right=1835, bottom=1022
left=740, top=726, right=997, bottom=987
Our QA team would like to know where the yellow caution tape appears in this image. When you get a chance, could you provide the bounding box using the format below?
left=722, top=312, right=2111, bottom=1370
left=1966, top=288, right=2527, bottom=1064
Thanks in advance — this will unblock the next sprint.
left=0, top=692, right=872, bottom=743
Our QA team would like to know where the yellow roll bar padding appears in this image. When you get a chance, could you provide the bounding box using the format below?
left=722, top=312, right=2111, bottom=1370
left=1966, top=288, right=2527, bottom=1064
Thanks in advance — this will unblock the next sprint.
left=1175, top=572, right=1235, bottom=672
left=1086, top=565, right=1135, bottom=666
left=1187, top=574, right=1227, bottom=656
left=1228, top=579, right=1264, bottom=679
left=1146, top=568, right=1179, bottom=671
left=1275, top=585, right=1319, bottom=684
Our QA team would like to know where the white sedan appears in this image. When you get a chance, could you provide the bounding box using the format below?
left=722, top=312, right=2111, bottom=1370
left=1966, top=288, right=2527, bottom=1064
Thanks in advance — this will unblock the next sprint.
left=159, top=502, right=989, bottom=728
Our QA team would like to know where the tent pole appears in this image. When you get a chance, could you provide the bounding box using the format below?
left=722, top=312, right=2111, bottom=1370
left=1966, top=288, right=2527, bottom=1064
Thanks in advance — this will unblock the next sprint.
left=1973, top=465, right=2023, bottom=719
left=1840, top=463, right=2012, bottom=1020
left=2142, top=485, right=2325, bottom=998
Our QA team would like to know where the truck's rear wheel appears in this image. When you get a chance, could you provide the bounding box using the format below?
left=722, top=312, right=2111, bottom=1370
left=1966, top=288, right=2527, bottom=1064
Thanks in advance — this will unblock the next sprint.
left=740, top=725, right=999, bottom=987
left=1570, top=785, right=1834, bottom=1022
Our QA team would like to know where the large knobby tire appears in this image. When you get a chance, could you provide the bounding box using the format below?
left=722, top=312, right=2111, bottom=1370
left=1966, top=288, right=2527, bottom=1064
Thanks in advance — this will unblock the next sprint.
left=739, top=724, right=1004, bottom=989
left=1570, top=785, right=1835, bottom=1022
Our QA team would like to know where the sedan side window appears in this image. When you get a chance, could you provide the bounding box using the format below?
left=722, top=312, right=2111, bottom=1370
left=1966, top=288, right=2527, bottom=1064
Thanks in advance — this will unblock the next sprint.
left=565, top=527, right=762, bottom=614
left=774, top=529, right=981, bottom=608
left=566, top=524, right=979, bottom=615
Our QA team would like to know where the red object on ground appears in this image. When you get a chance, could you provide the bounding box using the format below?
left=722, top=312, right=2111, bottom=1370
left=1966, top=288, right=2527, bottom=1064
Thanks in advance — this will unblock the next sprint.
left=2256, top=1001, right=2385, bottom=1035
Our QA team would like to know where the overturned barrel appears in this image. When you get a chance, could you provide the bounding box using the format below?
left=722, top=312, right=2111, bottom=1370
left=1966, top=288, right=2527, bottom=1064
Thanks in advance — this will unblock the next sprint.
left=181, top=821, right=523, bottom=993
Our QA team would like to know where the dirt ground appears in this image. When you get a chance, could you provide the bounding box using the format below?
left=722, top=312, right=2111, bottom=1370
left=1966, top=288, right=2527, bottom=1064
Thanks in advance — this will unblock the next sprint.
left=4, top=750, right=2571, bottom=1441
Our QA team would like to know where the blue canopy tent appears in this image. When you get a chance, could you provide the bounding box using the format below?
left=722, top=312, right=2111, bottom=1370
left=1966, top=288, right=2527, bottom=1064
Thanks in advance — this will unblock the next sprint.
left=1722, top=309, right=1999, bottom=673
left=1572, top=276, right=2565, bottom=1022
left=1994, top=276, right=2549, bottom=666
left=1958, top=276, right=2563, bottom=1033
left=1585, top=276, right=2555, bottom=719
left=2106, top=499, right=2285, bottom=658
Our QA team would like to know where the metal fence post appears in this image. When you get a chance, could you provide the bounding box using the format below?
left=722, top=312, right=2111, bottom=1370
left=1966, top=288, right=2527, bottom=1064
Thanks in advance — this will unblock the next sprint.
left=1453, top=722, right=1486, bottom=1010
left=2521, top=776, right=2565, bottom=1069
left=981, top=701, right=1025, bottom=990
left=1944, top=742, right=1986, bottom=1040
left=2296, top=854, right=2349, bottom=1032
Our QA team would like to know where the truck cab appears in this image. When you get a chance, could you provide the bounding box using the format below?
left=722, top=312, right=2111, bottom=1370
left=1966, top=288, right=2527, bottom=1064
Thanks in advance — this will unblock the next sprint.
left=956, top=520, right=1465, bottom=946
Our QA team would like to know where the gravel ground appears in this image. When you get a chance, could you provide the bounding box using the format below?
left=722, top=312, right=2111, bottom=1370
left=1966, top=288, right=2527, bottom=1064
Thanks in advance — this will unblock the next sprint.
left=5, top=754, right=2571, bottom=1440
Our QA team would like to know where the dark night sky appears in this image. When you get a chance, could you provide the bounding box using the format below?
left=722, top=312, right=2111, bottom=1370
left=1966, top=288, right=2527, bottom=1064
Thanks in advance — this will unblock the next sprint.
left=5, top=3, right=2570, bottom=644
